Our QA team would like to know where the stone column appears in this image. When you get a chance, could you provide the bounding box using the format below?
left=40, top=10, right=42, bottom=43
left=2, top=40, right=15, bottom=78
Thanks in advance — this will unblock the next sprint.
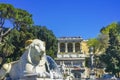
left=65, top=43, right=68, bottom=53
left=73, top=42, right=75, bottom=53
left=58, top=42, right=60, bottom=53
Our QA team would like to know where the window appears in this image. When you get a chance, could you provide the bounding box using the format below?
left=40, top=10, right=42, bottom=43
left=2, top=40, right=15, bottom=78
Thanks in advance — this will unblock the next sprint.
left=68, top=43, right=73, bottom=52
left=60, top=43, right=65, bottom=52
left=75, top=43, right=80, bottom=52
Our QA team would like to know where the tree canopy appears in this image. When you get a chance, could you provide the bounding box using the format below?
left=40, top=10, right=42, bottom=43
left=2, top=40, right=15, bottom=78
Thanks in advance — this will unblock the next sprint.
left=100, top=23, right=120, bottom=77
left=0, top=3, right=33, bottom=43
left=87, top=23, right=120, bottom=74
left=0, top=3, right=57, bottom=66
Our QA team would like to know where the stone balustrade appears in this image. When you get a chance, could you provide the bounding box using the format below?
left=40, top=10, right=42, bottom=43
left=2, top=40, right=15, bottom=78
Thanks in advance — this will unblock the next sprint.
left=57, top=53, right=85, bottom=58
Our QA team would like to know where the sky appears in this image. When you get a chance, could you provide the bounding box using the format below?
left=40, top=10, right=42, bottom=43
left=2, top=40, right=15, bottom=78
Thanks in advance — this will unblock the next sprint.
left=0, top=0, right=120, bottom=39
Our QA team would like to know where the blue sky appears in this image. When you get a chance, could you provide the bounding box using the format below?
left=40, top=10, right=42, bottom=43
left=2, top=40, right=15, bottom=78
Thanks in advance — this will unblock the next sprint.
left=0, top=0, right=120, bottom=39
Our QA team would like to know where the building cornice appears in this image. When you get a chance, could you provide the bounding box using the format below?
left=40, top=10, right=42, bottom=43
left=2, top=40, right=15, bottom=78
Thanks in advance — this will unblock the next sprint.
left=58, top=36, right=83, bottom=42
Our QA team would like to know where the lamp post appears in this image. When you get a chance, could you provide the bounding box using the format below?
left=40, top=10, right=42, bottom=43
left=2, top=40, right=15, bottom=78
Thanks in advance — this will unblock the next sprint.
left=89, top=47, right=95, bottom=80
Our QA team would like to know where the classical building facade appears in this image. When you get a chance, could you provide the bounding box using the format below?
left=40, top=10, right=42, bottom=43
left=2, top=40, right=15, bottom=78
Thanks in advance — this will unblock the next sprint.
left=55, top=37, right=89, bottom=79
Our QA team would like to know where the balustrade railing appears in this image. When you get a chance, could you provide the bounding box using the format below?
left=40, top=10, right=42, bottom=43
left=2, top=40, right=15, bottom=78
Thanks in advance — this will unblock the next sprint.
left=57, top=53, right=85, bottom=58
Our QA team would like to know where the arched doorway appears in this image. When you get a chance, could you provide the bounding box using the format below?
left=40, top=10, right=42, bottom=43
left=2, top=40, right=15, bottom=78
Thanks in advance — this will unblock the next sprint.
left=60, top=43, right=65, bottom=52
left=75, top=43, right=80, bottom=52
left=68, top=43, right=73, bottom=52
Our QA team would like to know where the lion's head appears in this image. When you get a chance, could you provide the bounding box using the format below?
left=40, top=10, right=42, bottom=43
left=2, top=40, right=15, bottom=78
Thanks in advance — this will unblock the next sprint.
left=25, top=39, right=46, bottom=64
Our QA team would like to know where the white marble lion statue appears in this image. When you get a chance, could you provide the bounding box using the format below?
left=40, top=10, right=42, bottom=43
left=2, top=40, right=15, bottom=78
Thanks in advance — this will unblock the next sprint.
left=0, top=39, right=50, bottom=80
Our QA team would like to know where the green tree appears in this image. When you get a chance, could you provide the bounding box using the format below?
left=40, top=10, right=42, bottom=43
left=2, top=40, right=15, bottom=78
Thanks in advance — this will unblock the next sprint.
left=0, top=3, right=57, bottom=65
left=100, top=23, right=118, bottom=34
left=0, top=3, right=15, bottom=43
left=99, top=23, right=120, bottom=51
left=0, top=3, right=34, bottom=63
left=13, top=8, right=33, bottom=30
left=87, top=23, right=120, bottom=69
left=87, top=38, right=105, bottom=68
left=100, top=27, right=120, bottom=77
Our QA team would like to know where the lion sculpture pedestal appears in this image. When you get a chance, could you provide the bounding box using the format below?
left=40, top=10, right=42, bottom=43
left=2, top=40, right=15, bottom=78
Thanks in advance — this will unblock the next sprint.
left=0, top=39, right=63, bottom=80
